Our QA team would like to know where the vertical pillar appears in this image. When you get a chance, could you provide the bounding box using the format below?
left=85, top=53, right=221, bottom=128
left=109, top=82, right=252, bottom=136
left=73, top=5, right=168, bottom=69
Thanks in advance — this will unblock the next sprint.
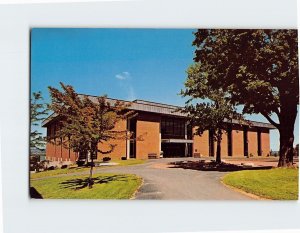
left=159, top=129, right=162, bottom=157
left=126, top=118, right=130, bottom=159
left=185, top=121, right=188, bottom=157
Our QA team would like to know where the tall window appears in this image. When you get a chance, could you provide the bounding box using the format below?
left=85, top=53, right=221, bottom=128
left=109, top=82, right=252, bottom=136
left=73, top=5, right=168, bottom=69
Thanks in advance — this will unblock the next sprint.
left=257, top=130, right=262, bottom=156
left=243, top=126, right=248, bottom=157
left=209, top=130, right=215, bottom=157
left=227, top=125, right=232, bottom=156
left=161, top=117, right=187, bottom=139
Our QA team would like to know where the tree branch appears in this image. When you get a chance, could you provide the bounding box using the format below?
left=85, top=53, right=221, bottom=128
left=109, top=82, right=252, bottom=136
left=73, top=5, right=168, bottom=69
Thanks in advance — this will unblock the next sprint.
left=261, top=111, right=280, bottom=128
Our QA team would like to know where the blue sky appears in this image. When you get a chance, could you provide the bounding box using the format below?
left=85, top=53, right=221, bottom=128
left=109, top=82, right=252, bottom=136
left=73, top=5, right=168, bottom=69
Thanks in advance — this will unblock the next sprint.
left=31, top=28, right=299, bottom=151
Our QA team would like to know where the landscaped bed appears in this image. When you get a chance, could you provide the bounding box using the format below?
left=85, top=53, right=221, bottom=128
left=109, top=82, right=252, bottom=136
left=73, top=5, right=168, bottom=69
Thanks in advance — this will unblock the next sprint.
left=30, top=159, right=146, bottom=179
left=222, top=168, right=299, bottom=200
left=30, top=173, right=142, bottom=199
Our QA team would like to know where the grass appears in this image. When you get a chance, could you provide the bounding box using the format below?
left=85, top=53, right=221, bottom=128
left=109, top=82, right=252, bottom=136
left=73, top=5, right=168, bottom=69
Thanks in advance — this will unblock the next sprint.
left=31, top=159, right=145, bottom=179
left=30, top=173, right=142, bottom=199
left=222, top=168, right=299, bottom=200
left=30, top=167, right=90, bottom=179
left=111, top=159, right=145, bottom=166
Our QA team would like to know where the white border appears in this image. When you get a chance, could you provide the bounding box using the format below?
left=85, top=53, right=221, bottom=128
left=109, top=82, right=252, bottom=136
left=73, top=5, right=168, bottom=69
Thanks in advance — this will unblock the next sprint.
left=0, top=1, right=299, bottom=233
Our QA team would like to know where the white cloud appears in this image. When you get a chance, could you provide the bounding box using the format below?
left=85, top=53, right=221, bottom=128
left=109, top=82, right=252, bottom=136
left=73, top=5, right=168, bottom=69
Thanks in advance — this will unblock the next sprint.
left=115, top=71, right=131, bottom=80
left=115, top=71, right=137, bottom=100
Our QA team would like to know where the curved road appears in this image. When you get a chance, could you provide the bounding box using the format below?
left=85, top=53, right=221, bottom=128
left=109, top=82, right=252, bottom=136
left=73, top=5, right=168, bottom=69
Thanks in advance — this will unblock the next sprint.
left=93, top=158, right=252, bottom=200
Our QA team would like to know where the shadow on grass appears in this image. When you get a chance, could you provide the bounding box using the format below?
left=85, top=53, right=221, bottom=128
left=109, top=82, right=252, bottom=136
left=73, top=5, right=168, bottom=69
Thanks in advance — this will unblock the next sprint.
left=30, top=187, right=43, bottom=199
left=168, top=160, right=273, bottom=172
left=59, top=174, right=130, bottom=190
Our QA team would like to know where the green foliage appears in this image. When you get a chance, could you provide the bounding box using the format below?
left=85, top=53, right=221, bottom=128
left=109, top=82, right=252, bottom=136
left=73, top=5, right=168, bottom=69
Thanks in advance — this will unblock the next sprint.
left=182, top=64, right=243, bottom=137
left=30, top=92, right=48, bottom=149
left=192, top=29, right=298, bottom=166
left=223, top=168, right=299, bottom=200
left=47, top=84, right=133, bottom=188
left=181, top=63, right=243, bottom=163
left=192, top=29, right=298, bottom=124
left=48, top=82, right=132, bottom=159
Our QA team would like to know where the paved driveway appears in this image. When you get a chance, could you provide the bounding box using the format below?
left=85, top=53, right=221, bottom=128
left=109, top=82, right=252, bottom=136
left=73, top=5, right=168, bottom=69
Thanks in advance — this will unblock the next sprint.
left=94, top=158, right=252, bottom=200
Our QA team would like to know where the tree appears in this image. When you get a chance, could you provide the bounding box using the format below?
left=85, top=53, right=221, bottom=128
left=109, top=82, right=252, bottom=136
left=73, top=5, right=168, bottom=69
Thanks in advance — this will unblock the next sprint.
left=30, top=92, right=48, bottom=149
left=181, top=63, right=243, bottom=163
left=192, top=29, right=298, bottom=167
left=294, top=144, right=299, bottom=157
left=48, top=82, right=132, bottom=188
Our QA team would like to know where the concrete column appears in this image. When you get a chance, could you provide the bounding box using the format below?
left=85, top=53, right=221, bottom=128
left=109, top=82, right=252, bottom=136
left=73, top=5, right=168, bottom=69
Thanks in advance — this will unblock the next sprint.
left=126, top=119, right=130, bottom=159
left=184, top=122, right=188, bottom=157
left=159, top=120, right=162, bottom=157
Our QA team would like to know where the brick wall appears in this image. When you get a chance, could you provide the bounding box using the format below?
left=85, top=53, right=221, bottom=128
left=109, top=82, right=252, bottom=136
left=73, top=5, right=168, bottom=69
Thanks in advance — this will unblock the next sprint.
left=192, top=125, right=271, bottom=158
left=97, top=119, right=127, bottom=160
left=193, top=129, right=209, bottom=157
left=136, top=113, right=160, bottom=159
left=261, top=128, right=270, bottom=156
left=248, top=129, right=258, bottom=156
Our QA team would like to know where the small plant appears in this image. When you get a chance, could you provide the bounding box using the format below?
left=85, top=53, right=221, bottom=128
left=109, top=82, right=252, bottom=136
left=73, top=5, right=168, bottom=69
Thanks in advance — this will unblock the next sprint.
left=103, top=157, right=111, bottom=162
left=47, top=166, right=55, bottom=170
left=76, top=160, right=85, bottom=166
left=61, top=164, right=68, bottom=169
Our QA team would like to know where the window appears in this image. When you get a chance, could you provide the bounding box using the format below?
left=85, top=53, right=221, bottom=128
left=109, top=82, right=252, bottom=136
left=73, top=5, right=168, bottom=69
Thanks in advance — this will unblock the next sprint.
left=209, top=130, right=215, bottom=157
left=227, top=125, right=232, bottom=156
left=257, top=130, right=262, bottom=156
left=243, top=126, right=248, bottom=157
left=161, top=117, right=186, bottom=139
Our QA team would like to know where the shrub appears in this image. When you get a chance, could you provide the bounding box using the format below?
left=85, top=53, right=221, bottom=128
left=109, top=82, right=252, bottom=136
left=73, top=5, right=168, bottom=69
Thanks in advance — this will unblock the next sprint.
left=76, top=160, right=85, bottom=166
left=61, top=165, right=68, bottom=169
left=47, top=166, right=55, bottom=170
left=103, top=157, right=111, bottom=162
left=121, top=156, right=127, bottom=160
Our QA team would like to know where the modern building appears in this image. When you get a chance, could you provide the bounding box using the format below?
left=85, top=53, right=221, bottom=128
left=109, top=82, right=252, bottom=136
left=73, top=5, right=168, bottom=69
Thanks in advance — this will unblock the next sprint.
left=42, top=96, right=276, bottom=162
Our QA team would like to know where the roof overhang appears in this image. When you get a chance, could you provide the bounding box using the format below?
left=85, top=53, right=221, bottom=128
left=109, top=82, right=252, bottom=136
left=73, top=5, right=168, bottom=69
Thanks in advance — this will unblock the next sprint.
left=41, top=95, right=276, bottom=130
left=161, top=139, right=194, bottom=144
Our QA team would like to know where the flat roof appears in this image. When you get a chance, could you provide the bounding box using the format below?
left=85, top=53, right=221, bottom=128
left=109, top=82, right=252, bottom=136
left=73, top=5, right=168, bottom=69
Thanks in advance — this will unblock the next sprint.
left=42, top=95, right=276, bottom=129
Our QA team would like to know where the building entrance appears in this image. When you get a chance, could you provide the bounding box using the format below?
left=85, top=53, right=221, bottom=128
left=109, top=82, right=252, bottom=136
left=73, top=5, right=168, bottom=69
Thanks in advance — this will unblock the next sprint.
left=161, top=143, right=192, bottom=158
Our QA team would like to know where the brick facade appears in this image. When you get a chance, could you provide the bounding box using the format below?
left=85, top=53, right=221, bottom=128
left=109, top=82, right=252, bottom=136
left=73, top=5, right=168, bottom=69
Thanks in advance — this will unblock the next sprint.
left=136, top=113, right=161, bottom=159
left=43, top=100, right=273, bottom=162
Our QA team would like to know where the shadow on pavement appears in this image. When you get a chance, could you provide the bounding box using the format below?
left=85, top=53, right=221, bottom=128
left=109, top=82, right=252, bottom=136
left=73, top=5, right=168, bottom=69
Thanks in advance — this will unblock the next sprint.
left=168, top=160, right=273, bottom=172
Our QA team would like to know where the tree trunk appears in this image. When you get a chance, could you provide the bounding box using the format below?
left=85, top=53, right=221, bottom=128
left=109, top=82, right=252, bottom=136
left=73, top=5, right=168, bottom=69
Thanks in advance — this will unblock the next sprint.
left=216, top=129, right=222, bottom=164
left=278, top=125, right=295, bottom=167
left=277, top=102, right=297, bottom=167
left=88, top=143, right=97, bottom=188
left=88, top=157, right=94, bottom=188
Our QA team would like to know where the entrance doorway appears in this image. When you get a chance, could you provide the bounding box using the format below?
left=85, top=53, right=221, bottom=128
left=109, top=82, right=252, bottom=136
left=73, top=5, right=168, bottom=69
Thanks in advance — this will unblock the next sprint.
left=161, top=143, right=192, bottom=157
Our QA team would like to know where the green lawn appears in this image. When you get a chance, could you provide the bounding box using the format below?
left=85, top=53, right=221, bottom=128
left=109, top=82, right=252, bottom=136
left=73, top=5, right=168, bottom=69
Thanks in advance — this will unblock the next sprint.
left=30, top=167, right=90, bottom=179
left=222, top=168, right=299, bottom=200
left=111, top=159, right=145, bottom=166
left=31, top=159, right=145, bottom=179
left=30, top=173, right=142, bottom=199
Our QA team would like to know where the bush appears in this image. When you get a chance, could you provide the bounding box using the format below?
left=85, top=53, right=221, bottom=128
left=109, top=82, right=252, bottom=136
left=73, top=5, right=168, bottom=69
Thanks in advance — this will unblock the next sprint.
left=47, top=166, right=55, bottom=170
left=76, top=160, right=85, bottom=166
left=30, top=156, right=49, bottom=172
left=121, top=156, right=127, bottom=160
left=61, top=165, right=68, bottom=169
left=103, top=157, right=111, bottom=162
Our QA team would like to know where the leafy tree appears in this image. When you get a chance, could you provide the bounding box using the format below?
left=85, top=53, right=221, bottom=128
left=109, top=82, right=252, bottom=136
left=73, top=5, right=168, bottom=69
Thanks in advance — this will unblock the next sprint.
left=294, top=144, right=299, bottom=157
left=30, top=92, right=48, bottom=150
left=48, top=83, right=132, bottom=188
left=192, top=29, right=298, bottom=167
left=181, top=63, right=243, bottom=163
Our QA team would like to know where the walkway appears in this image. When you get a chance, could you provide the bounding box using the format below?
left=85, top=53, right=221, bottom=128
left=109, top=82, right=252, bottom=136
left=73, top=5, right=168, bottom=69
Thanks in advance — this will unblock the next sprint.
left=92, top=158, right=252, bottom=200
